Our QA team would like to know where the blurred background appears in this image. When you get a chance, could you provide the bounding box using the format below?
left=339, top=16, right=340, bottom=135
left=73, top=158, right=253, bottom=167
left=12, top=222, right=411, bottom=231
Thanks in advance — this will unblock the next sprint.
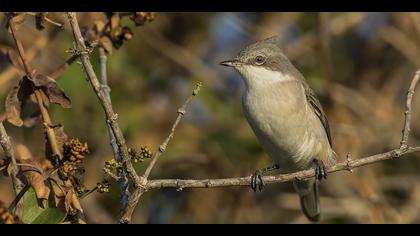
left=1, top=12, right=420, bottom=223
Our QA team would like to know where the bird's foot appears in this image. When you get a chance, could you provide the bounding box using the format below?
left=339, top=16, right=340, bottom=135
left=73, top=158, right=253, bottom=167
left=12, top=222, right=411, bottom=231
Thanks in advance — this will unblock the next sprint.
left=313, top=159, right=327, bottom=181
left=250, top=164, right=280, bottom=192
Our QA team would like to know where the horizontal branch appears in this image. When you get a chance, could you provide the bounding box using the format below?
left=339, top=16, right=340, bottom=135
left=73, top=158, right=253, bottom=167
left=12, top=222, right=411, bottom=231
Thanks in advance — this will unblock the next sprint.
left=145, top=146, right=420, bottom=190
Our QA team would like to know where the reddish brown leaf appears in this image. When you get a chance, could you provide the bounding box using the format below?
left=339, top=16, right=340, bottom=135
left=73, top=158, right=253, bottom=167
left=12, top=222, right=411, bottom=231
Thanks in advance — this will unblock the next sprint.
left=5, top=77, right=36, bottom=127
left=19, top=160, right=48, bottom=205
left=31, top=74, right=71, bottom=108
left=15, top=144, right=48, bottom=206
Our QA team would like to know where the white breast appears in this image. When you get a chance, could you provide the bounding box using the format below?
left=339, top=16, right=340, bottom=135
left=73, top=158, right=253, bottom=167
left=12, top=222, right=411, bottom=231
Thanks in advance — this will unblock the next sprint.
left=236, top=65, right=294, bottom=90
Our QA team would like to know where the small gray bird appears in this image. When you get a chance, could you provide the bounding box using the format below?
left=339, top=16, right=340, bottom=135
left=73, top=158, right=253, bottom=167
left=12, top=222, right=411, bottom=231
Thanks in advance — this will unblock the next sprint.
left=220, top=36, right=337, bottom=222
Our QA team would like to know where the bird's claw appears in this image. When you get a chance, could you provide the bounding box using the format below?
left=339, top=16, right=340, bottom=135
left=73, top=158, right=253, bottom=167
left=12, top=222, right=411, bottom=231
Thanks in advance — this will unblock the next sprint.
left=314, top=159, right=327, bottom=181
left=251, top=170, right=264, bottom=192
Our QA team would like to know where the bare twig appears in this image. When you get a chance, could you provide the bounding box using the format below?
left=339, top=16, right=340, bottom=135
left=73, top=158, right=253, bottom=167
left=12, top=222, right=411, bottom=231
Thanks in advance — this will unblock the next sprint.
left=143, top=82, right=202, bottom=179
left=400, top=70, right=420, bottom=149
left=98, top=46, right=130, bottom=213
left=7, top=13, right=62, bottom=159
left=120, top=82, right=202, bottom=223
left=66, top=12, right=142, bottom=190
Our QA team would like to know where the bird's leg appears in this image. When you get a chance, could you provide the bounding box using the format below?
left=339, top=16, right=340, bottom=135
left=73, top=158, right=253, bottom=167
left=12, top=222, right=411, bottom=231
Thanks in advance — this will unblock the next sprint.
left=313, top=159, right=327, bottom=181
left=250, top=164, right=280, bottom=192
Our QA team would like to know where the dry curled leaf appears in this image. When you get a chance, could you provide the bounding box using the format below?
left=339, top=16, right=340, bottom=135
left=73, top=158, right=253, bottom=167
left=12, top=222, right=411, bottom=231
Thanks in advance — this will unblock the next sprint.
left=31, top=74, right=71, bottom=108
left=19, top=160, right=48, bottom=206
left=15, top=144, right=48, bottom=205
left=4, top=74, right=71, bottom=127
left=4, top=78, right=32, bottom=127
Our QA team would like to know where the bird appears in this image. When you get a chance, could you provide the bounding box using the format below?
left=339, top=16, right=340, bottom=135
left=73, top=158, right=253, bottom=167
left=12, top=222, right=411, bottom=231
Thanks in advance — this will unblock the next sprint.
left=220, top=36, right=337, bottom=222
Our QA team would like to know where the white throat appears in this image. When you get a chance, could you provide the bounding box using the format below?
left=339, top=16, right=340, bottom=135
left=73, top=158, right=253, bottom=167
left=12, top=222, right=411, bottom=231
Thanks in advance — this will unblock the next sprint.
left=236, top=65, right=294, bottom=90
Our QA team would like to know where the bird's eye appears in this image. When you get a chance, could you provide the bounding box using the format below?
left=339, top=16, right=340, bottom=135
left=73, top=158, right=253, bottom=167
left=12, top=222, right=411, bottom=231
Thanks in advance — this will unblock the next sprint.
left=255, top=55, right=266, bottom=65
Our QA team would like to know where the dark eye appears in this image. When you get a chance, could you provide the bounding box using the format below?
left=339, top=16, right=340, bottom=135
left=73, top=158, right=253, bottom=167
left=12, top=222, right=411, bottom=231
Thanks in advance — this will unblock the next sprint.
left=255, top=55, right=266, bottom=65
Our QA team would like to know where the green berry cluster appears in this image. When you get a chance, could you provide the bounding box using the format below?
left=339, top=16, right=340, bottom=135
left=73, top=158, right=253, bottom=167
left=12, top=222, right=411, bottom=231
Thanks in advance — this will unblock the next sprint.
left=96, top=180, right=111, bottom=194
left=129, top=146, right=153, bottom=163
left=105, top=159, right=122, bottom=170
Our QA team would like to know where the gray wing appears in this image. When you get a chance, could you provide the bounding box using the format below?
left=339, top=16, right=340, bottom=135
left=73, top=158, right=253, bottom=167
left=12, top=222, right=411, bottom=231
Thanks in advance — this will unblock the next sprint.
left=304, top=84, right=333, bottom=147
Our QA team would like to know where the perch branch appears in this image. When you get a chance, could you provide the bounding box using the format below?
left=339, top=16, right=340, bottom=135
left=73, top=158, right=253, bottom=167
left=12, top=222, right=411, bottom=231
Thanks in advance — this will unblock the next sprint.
left=145, top=147, right=420, bottom=190
left=98, top=46, right=130, bottom=212
left=66, top=13, right=142, bottom=189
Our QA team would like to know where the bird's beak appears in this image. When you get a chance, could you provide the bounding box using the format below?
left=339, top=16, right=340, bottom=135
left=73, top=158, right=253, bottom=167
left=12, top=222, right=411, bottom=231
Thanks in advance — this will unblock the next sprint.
left=219, top=59, right=241, bottom=67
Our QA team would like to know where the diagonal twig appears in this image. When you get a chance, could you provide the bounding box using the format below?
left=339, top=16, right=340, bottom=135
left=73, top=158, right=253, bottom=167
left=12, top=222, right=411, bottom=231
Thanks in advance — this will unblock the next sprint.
left=66, top=12, right=142, bottom=194
left=400, top=70, right=420, bottom=149
left=120, top=82, right=202, bottom=223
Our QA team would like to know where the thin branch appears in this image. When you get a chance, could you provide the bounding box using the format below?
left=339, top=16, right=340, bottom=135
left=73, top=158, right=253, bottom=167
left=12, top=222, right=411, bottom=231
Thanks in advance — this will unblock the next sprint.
left=66, top=12, right=142, bottom=187
left=146, top=147, right=420, bottom=190
left=6, top=13, right=62, bottom=159
left=120, top=82, right=202, bottom=224
left=143, top=82, right=202, bottom=179
left=0, top=122, right=24, bottom=216
left=98, top=46, right=130, bottom=212
left=400, top=70, right=420, bottom=149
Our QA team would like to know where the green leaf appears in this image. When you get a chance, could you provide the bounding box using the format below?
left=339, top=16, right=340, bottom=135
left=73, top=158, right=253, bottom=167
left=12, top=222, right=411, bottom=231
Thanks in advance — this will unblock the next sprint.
left=22, top=188, right=67, bottom=224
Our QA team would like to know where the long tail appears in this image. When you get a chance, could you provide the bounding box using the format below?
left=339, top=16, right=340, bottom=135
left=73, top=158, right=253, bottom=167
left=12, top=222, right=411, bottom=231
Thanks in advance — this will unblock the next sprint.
left=293, top=179, right=321, bottom=222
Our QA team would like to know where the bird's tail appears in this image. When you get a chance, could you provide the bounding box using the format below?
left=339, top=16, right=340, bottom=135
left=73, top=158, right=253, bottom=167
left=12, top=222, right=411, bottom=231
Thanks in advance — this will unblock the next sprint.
left=293, top=179, right=321, bottom=222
